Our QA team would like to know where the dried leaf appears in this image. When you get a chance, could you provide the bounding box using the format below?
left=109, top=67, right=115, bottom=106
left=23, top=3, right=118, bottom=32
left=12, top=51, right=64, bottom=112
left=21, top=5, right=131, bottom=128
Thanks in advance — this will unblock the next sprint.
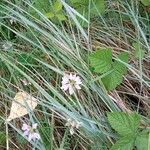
left=7, top=91, right=37, bottom=121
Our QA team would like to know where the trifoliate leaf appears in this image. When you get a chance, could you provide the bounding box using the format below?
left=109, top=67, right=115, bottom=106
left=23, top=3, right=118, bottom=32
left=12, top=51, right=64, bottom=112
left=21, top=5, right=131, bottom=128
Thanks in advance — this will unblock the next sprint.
left=110, top=135, right=135, bottom=150
left=135, top=130, right=150, bottom=150
left=53, top=0, right=62, bottom=13
left=7, top=91, right=38, bottom=121
left=140, top=0, right=150, bottom=6
left=89, top=48, right=112, bottom=74
left=107, top=112, right=141, bottom=136
left=132, top=42, right=145, bottom=59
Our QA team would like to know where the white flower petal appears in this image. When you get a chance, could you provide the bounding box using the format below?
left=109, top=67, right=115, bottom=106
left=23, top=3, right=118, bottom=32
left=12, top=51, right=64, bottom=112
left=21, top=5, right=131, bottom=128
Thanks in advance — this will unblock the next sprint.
left=23, top=130, right=29, bottom=136
left=61, top=84, right=69, bottom=91
left=69, top=85, right=74, bottom=95
left=28, top=133, right=33, bottom=142
left=70, top=127, right=75, bottom=135
left=75, top=84, right=81, bottom=89
left=22, top=124, right=30, bottom=131
left=32, top=123, right=38, bottom=129
left=32, top=133, right=40, bottom=140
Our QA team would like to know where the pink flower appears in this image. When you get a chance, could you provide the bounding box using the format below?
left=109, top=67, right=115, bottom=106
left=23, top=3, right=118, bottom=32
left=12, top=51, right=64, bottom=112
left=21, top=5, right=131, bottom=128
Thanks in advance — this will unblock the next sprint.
left=22, top=123, right=40, bottom=142
left=61, top=73, right=82, bottom=95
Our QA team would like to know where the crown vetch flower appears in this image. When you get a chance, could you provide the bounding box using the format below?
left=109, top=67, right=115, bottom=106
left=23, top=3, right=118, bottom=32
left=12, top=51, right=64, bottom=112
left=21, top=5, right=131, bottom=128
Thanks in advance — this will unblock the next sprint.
left=61, top=73, right=82, bottom=95
left=22, top=123, right=40, bottom=142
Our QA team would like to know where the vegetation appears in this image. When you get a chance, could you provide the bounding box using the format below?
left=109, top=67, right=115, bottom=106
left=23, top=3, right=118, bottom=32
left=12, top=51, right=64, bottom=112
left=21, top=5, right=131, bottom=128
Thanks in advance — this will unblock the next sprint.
left=0, top=0, right=150, bottom=149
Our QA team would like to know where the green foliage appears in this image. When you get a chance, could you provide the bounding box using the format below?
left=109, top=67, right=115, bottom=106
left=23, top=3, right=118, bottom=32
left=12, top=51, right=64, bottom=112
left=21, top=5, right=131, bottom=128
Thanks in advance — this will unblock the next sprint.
left=135, top=130, right=150, bottom=150
left=107, top=112, right=140, bottom=136
left=90, top=48, right=129, bottom=91
left=39, top=121, right=53, bottom=150
left=45, top=0, right=66, bottom=21
left=107, top=112, right=150, bottom=150
left=69, top=0, right=105, bottom=15
left=132, top=42, right=145, bottom=59
left=89, top=48, right=112, bottom=74
left=68, top=0, right=105, bottom=26
left=16, top=133, right=27, bottom=145
left=0, top=131, right=6, bottom=146
left=140, top=0, right=150, bottom=6
left=110, top=135, right=135, bottom=150
left=29, top=0, right=66, bottom=22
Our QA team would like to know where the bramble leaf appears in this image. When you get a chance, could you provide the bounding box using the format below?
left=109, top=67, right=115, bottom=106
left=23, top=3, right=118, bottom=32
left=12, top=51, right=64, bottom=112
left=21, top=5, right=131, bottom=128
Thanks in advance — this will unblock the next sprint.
left=110, top=135, right=135, bottom=150
left=101, top=52, right=129, bottom=90
left=101, top=69, right=123, bottom=91
left=113, top=52, right=129, bottom=75
left=135, top=130, right=150, bottom=150
left=89, top=48, right=112, bottom=74
left=107, top=112, right=141, bottom=136
left=140, top=0, right=150, bottom=6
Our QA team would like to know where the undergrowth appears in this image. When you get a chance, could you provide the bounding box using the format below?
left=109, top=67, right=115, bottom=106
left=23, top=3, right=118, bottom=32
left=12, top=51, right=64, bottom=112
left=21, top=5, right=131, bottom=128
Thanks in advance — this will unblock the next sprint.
left=0, top=0, right=150, bottom=149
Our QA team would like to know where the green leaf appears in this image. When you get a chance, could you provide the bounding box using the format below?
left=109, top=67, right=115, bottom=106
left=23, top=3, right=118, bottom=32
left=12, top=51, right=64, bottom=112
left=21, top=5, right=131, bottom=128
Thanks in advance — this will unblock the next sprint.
left=132, top=42, right=145, bottom=59
left=45, top=12, right=55, bottom=19
left=16, top=133, right=27, bottom=145
left=17, top=53, right=35, bottom=65
left=53, top=0, right=62, bottom=13
left=89, top=48, right=112, bottom=74
left=0, top=131, right=6, bottom=145
left=101, top=52, right=128, bottom=91
left=101, top=69, right=123, bottom=91
left=140, top=0, right=150, bottom=6
left=114, top=52, right=129, bottom=74
left=110, top=136, right=135, bottom=150
left=56, top=13, right=66, bottom=21
left=92, top=0, right=105, bottom=15
left=107, top=112, right=141, bottom=136
left=135, top=130, right=150, bottom=150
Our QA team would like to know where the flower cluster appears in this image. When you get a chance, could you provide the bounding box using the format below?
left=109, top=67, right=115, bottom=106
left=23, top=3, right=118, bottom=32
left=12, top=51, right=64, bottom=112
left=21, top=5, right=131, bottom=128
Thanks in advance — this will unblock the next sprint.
left=65, top=118, right=82, bottom=135
left=22, top=123, right=40, bottom=142
left=20, top=72, right=82, bottom=143
left=61, top=73, right=82, bottom=95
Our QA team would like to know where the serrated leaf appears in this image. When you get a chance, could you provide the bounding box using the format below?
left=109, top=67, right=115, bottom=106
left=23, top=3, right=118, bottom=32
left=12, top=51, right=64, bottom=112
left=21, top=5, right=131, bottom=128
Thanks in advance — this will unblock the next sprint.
left=107, top=112, right=141, bottom=136
left=114, top=52, right=129, bottom=74
left=140, top=0, right=150, bottom=6
left=101, top=69, right=123, bottom=91
left=101, top=52, right=128, bottom=91
left=53, top=0, right=62, bottom=13
left=110, top=136, right=134, bottom=150
left=135, top=130, right=150, bottom=150
left=90, top=48, right=112, bottom=73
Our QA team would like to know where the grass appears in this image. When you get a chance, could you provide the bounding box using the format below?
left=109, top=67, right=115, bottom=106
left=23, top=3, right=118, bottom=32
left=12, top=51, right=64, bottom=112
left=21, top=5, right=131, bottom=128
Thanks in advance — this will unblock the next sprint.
left=0, top=0, right=150, bottom=149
